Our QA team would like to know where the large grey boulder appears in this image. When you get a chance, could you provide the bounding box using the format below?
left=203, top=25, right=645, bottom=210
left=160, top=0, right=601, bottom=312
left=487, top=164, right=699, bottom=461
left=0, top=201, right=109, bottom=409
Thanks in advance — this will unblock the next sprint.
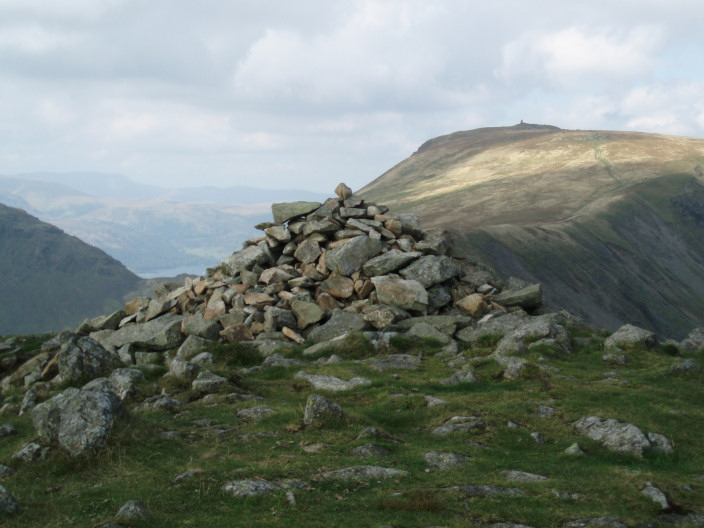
left=371, top=275, right=428, bottom=312
left=108, top=368, right=145, bottom=401
left=295, top=371, right=371, bottom=391
left=326, top=236, right=383, bottom=276
left=176, top=335, right=215, bottom=360
left=399, top=255, right=458, bottom=288
left=55, top=333, right=122, bottom=384
left=181, top=314, right=221, bottom=341
left=573, top=416, right=655, bottom=456
left=91, top=313, right=185, bottom=352
left=604, top=324, right=657, bottom=351
left=31, top=378, right=123, bottom=457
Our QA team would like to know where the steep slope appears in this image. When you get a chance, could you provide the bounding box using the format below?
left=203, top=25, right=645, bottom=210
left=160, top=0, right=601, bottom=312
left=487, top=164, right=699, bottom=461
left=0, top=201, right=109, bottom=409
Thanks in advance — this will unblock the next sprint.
left=0, top=204, right=141, bottom=334
left=360, top=124, right=704, bottom=339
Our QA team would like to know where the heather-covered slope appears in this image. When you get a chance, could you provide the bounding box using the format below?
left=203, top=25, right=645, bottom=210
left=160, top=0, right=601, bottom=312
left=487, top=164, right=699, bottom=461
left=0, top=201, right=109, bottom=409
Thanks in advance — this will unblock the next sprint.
left=360, top=124, right=704, bottom=339
left=0, top=204, right=141, bottom=334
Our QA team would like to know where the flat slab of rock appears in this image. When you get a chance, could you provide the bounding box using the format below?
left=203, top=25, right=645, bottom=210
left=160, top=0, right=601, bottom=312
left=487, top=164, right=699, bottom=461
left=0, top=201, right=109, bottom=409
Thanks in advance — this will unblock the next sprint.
left=295, top=371, right=371, bottom=391
left=364, top=354, right=420, bottom=371
left=574, top=416, right=654, bottom=456
left=503, top=470, right=548, bottom=482
left=493, top=283, right=542, bottom=309
left=92, top=313, right=185, bottom=352
left=314, top=465, right=407, bottom=482
left=271, top=201, right=322, bottom=224
left=222, top=478, right=281, bottom=498
left=424, top=451, right=470, bottom=468
left=605, top=324, right=657, bottom=351
left=326, top=235, right=383, bottom=276
left=307, top=310, right=368, bottom=344
left=371, top=275, right=428, bottom=312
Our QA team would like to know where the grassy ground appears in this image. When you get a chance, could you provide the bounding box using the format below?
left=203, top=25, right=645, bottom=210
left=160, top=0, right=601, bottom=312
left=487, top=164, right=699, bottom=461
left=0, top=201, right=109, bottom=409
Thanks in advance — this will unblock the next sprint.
left=0, top=329, right=702, bottom=527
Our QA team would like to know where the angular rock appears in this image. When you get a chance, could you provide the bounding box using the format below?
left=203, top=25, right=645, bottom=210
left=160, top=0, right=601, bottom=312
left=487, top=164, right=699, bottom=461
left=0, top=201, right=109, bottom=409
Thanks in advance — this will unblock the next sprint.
left=679, top=327, right=704, bottom=352
left=295, top=371, right=371, bottom=391
left=191, top=370, right=229, bottom=395
left=108, top=368, right=145, bottom=401
left=236, top=407, right=276, bottom=421
left=303, top=393, right=345, bottom=426
left=494, top=283, right=543, bottom=310
left=365, top=354, right=420, bottom=371
left=351, top=444, right=391, bottom=457
left=424, top=451, right=470, bottom=468
left=573, top=416, right=652, bottom=456
left=371, top=275, right=428, bottom=312
left=326, top=236, right=383, bottom=276
left=604, top=324, right=658, bottom=351
left=293, top=239, right=322, bottom=264
left=31, top=379, right=123, bottom=457
left=0, top=485, right=18, bottom=514
left=641, top=481, right=670, bottom=510
left=116, top=500, right=149, bottom=519
left=221, top=244, right=270, bottom=276
left=181, top=314, right=222, bottom=341
left=271, top=201, right=322, bottom=224
left=307, top=310, right=368, bottom=343
left=168, top=358, right=201, bottom=381
left=291, top=301, right=325, bottom=329
left=452, top=485, right=523, bottom=497
left=53, top=333, right=121, bottom=384
left=319, top=275, right=354, bottom=299
left=456, top=293, right=489, bottom=319
left=11, top=442, right=49, bottom=463
left=176, top=335, right=214, bottom=360
left=222, top=478, right=281, bottom=498
left=503, top=470, right=548, bottom=482
left=399, top=255, right=458, bottom=288
left=92, top=313, right=185, bottom=352
left=362, top=250, right=422, bottom=277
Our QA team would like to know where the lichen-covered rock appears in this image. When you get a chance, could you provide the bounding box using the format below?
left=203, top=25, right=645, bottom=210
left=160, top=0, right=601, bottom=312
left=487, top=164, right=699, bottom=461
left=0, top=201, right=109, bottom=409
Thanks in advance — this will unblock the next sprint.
left=604, top=324, right=658, bottom=351
left=399, top=255, right=458, bottom=288
left=303, top=393, right=345, bottom=426
left=31, top=379, right=123, bottom=457
left=493, top=283, right=543, bottom=309
left=424, top=451, right=470, bottom=468
left=222, top=478, right=281, bottom=498
left=51, top=333, right=121, bottom=384
left=307, top=310, right=368, bottom=343
left=116, top=499, right=149, bottom=519
left=0, top=485, right=18, bottom=514
left=326, top=236, right=383, bottom=276
left=191, top=370, right=229, bottom=395
left=371, top=275, right=428, bottom=312
left=108, top=368, right=145, bottom=401
left=574, top=416, right=653, bottom=456
left=314, top=465, right=407, bottom=482
left=92, top=313, right=185, bottom=352
left=679, top=327, right=704, bottom=352
left=362, top=250, right=422, bottom=277
left=295, top=371, right=371, bottom=391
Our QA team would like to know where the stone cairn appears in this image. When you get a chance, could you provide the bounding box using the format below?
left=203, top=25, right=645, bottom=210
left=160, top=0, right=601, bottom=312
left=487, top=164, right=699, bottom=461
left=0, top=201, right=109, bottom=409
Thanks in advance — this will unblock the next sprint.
left=82, top=182, right=542, bottom=357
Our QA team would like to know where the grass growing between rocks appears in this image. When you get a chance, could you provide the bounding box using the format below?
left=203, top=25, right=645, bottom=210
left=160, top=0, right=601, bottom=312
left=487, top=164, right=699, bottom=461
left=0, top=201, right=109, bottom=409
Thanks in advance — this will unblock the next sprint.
left=0, top=330, right=703, bottom=527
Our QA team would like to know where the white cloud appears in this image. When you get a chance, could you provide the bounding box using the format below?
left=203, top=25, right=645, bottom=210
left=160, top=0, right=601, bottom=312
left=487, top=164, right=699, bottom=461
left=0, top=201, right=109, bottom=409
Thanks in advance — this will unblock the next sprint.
left=498, top=26, right=664, bottom=89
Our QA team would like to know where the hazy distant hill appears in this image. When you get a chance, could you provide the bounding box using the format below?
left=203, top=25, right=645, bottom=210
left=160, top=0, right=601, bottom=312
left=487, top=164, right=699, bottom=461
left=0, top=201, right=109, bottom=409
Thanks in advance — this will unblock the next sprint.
left=0, top=203, right=141, bottom=335
left=361, top=124, right=704, bottom=339
left=0, top=173, right=327, bottom=276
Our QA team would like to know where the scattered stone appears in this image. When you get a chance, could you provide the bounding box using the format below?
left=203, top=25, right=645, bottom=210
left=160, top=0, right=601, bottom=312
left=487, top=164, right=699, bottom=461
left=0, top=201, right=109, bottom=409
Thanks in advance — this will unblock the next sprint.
left=0, top=485, right=18, bottom=514
left=451, top=484, right=523, bottom=497
left=222, top=478, right=281, bottom=498
left=530, top=432, right=545, bottom=444
left=0, top=465, right=17, bottom=478
left=11, top=442, right=49, bottom=463
left=0, top=424, right=17, bottom=438
left=641, top=481, right=670, bottom=510
left=116, top=500, right=149, bottom=519
left=424, top=451, right=470, bottom=468
left=173, top=470, right=201, bottom=485
left=679, top=327, right=704, bottom=352
left=108, top=368, right=145, bottom=402
left=647, top=432, right=674, bottom=454
left=351, top=444, right=391, bottom=457
left=236, top=407, right=276, bottom=421
left=503, top=470, right=548, bottom=482
left=424, top=395, right=448, bottom=407
left=191, top=370, right=229, bottom=395
left=432, top=417, right=487, bottom=436
left=314, top=466, right=407, bottom=482
left=440, top=368, right=478, bottom=385
left=563, top=443, right=585, bottom=456
left=574, top=416, right=657, bottom=456
left=562, top=516, right=628, bottom=528
left=604, top=324, right=657, bottom=351
left=537, top=405, right=556, bottom=418
left=365, top=354, right=420, bottom=372
left=303, top=394, right=345, bottom=427
left=295, top=371, right=371, bottom=392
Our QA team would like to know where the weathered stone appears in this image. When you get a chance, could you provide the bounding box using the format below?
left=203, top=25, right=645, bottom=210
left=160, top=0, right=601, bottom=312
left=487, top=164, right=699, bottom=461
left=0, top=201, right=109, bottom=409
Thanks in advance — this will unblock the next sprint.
left=399, top=255, right=458, bottom=288
left=282, top=327, right=306, bottom=344
left=108, top=368, right=145, bottom=401
left=604, top=324, right=658, bottom=351
left=326, top=236, right=383, bottom=276
left=125, top=297, right=150, bottom=315
left=220, top=324, right=254, bottom=342
left=0, top=485, right=18, bottom=514
left=222, top=479, right=281, bottom=498
left=452, top=485, right=523, bottom=498
left=11, top=442, right=49, bottom=463
left=362, top=250, right=422, bottom=277
left=302, top=218, right=340, bottom=236
left=191, top=370, right=229, bottom=395
left=303, top=393, right=345, bottom=426
left=176, top=335, right=214, bottom=360
left=293, top=239, right=322, bottom=264
left=562, top=516, right=628, bottom=528
left=91, top=313, right=185, bottom=352
left=31, top=379, right=123, bottom=457
left=271, top=201, right=322, bottom=224
left=494, top=283, right=543, bottom=309
left=236, top=407, right=276, bottom=421
left=396, top=212, right=424, bottom=239
left=291, top=301, right=325, bottom=329
left=457, top=293, right=488, bottom=318
left=169, top=358, right=201, bottom=381
left=440, top=368, right=478, bottom=385
left=424, top=451, right=470, bottom=468
left=55, top=333, right=121, bottom=384
left=264, top=225, right=291, bottom=242
left=295, top=371, right=371, bottom=391
left=365, top=354, right=420, bottom=371
left=574, top=416, right=652, bottom=456
left=371, top=275, right=428, bottom=312
left=335, top=182, right=353, bottom=199
left=259, top=267, right=294, bottom=285
left=647, top=432, right=674, bottom=454
left=427, top=284, right=452, bottom=311
left=181, top=314, right=221, bottom=341
left=263, top=307, right=297, bottom=332
left=315, top=466, right=407, bottom=482
left=362, top=304, right=409, bottom=330
left=679, top=327, right=704, bottom=352
left=320, top=275, right=354, bottom=299
left=641, top=481, right=670, bottom=510
left=432, top=417, right=487, bottom=436
left=407, top=321, right=452, bottom=344
left=221, top=244, right=270, bottom=276
left=503, top=470, right=548, bottom=482
left=307, top=310, right=368, bottom=343
left=116, top=500, right=149, bottom=519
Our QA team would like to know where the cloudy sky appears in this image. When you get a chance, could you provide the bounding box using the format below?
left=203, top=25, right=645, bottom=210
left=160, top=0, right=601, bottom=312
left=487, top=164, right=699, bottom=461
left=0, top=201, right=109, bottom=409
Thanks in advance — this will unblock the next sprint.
left=2, top=0, right=704, bottom=193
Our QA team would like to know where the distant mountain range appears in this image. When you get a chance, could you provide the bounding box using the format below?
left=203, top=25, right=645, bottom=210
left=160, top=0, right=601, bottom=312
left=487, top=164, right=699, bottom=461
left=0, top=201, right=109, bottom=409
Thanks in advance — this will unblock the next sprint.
left=0, top=172, right=328, bottom=276
left=0, top=203, right=141, bottom=335
left=361, top=123, right=704, bottom=340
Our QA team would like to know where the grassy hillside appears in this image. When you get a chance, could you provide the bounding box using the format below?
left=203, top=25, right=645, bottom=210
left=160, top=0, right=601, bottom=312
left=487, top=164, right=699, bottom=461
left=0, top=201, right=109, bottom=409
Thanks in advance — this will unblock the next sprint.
left=360, top=124, right=704, bottom=339
left=0, top=204, right=141, bottom=334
